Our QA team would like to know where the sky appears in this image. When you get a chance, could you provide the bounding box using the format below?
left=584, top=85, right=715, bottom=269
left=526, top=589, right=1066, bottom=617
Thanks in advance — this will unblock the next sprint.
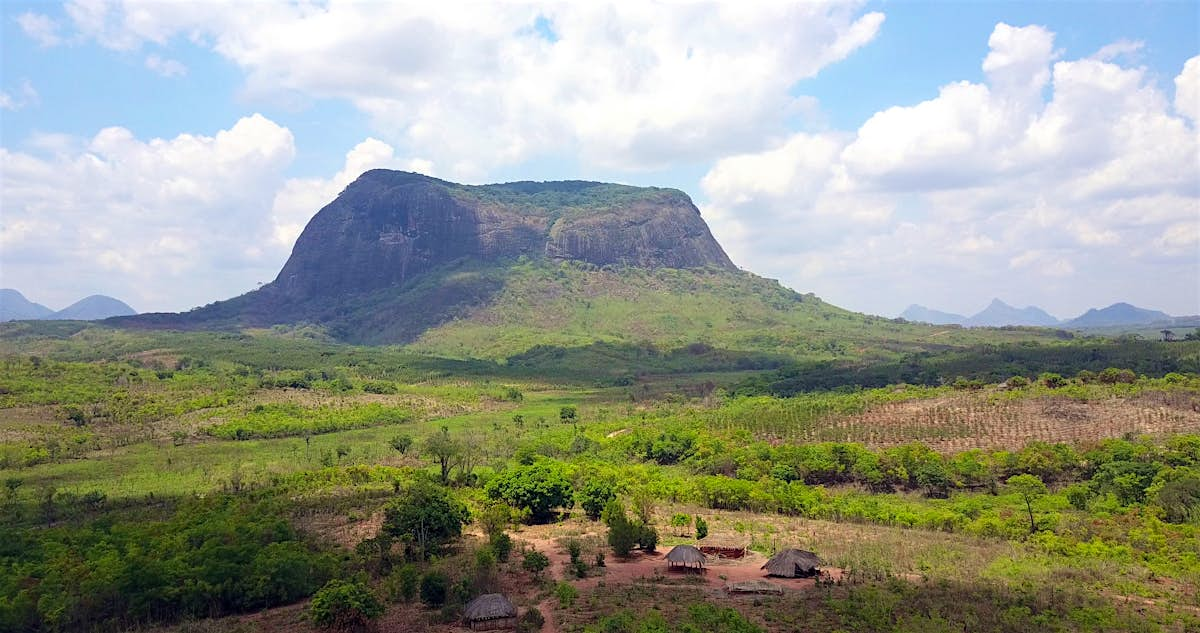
left=1, top=1, right=1197, bottom=320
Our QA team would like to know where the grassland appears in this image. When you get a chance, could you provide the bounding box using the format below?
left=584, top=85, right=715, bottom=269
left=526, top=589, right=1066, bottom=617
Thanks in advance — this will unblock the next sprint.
left=1, top=326, right=1199, bottom=632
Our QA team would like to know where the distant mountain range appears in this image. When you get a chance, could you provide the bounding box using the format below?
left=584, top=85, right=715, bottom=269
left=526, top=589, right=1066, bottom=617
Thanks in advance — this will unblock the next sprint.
left=900, top=299, right=1189, bottom=329
left=0, top=289, right=137, bottom=322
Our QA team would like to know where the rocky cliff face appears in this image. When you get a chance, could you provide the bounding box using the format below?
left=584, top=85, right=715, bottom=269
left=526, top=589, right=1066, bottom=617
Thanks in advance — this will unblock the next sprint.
left=270, top=170, right=735, bottom=300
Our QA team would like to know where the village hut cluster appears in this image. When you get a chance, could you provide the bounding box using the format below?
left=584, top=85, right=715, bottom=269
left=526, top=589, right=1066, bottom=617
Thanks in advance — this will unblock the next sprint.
left=665, top=544, right=824, bottom=588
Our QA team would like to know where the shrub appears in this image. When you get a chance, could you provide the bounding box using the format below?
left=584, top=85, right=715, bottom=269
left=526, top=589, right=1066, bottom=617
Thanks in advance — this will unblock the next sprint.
left=554, top=582, right=578, bottom=608
left=309, top=580, right=384, bottom=630
left=420, top=571, right=449, bottom=607
left=1098, top=367, right=1136, bottom=384
left=636, top=524, right=659, bottom=552
left=1005, top=375, right=1030, bottom=389
left=695, top=515, right=709, bottom=540
left=393, top=564, right=419, bottom=602
left=577, top=479, right=617, bottom=520
left=518, top=607, right=545, bottom=633
left=522, top=550, right=550, bottom=579
left=1039, top=372, right=1066, bottom=388
left=489, top=532, right=513, bottom=563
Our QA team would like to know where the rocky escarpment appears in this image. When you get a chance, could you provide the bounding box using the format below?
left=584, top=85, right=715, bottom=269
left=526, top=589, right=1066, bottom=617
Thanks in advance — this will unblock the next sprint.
left=113, top=170, right=738, bottom=340
left=271, top=170, right=735, bottom=300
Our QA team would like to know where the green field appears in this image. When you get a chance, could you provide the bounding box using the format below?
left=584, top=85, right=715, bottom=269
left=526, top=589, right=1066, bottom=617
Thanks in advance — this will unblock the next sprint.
left=1, top=325, right=1199, bottom=632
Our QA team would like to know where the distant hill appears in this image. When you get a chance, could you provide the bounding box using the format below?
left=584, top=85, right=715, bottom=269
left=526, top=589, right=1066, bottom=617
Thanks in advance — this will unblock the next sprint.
left=963, top=299, right=1059, bottom=327
left=899, top=304, right=967, bottom=325
left=1064, top=302, right=1172, bottom=328
left=0, top=289, right=54, bottom=321
left=0, top=290, right=137, bottom=322
left=47, top=295, right=137, bottom=321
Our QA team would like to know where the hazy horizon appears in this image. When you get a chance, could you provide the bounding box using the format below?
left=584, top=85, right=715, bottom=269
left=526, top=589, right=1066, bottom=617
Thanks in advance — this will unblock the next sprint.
left=2, top=2, right=1197, bottom=318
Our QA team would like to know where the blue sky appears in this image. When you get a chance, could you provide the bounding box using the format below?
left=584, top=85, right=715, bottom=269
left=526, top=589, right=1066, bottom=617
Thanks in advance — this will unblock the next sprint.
left=1, top=1, right=1197, bottom=319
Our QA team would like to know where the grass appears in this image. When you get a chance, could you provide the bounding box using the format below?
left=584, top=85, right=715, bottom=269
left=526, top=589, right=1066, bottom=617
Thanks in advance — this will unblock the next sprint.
left=406, top=261, right=1070, bottom=361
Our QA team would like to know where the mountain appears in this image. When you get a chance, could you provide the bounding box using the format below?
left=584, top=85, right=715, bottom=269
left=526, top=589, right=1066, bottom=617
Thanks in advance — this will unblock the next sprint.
left=1063, top=303, right=1174, bottom=328
left=963, top=299, right=1059, bottom=327
left=47, top=295, right=137, bottom=321
left=116, top=170, right=1064, bottom=357
left=899, top=304, right=967, bottom=325
left=0, top=289, right=54, bottom=321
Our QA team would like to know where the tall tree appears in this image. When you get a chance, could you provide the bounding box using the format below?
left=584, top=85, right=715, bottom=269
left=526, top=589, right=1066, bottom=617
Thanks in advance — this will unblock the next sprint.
left=423, top=426, right=461, bottom=484
left=1007, top=474, right=1047, bottom=534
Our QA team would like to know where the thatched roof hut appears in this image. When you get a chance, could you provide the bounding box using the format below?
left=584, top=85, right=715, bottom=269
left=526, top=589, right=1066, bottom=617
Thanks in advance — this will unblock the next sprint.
left=463, top=594, right=517, bottom=631
left=666, top=544, right=707, bottom=570
left=762, top=549, right=822, bottom=578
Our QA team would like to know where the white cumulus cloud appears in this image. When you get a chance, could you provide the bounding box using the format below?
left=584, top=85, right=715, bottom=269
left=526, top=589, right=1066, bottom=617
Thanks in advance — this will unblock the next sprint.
left=49, top=1, right=884, bottom=179
left=702, top=25, right=1200, bottom=317
left=0, top=115, right=297, bottom=311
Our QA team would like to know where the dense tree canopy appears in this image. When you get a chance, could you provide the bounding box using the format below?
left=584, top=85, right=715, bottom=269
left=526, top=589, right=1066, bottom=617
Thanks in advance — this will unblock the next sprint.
left=485, top=461, right=575, bottom=522
left=381, top=481, right=470, bottom=557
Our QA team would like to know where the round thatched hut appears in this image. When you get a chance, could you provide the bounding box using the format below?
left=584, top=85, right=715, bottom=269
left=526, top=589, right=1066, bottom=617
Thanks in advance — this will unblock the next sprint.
left=762, top=549, right=822, bottom=578
left=463, top=593, right=517, bottom=631
left=666, top=544, right=707, bottom=571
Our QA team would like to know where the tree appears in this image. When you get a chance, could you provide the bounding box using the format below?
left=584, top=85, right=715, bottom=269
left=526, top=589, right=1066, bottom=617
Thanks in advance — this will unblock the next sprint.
left=522, top=549, right=550, bottom=579
left=1007, top=474, right=1047, bottom=534
left=670, top=513, right=692, bottom=536
left=478, top=502, right=513, bottom=538
left=694, top=515, right=709, bottom=540
left=485, top=462, right=574, bottom=523
left=604, top=500, right=638, bottom=557
left=389, top=434, right=413, bottom=454
left=1161, top=329, right=1176, bottom=342
left=559, top=406, right=577, bottom=425
left=578, top=480, right=617, bottom=521
left=382, top=481, right=470, bottom=559
left=631, top=489, right=656, bottom=524
left=423, top=426, right=461, bottom=484
left=1155, top=475, right=1200, bottom=523
left=309, top=580, right=384, bottom=631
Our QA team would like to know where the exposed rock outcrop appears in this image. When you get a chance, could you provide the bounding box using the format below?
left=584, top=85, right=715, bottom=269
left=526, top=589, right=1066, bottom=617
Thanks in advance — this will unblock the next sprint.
left=271, top=170, right=735, bottom=301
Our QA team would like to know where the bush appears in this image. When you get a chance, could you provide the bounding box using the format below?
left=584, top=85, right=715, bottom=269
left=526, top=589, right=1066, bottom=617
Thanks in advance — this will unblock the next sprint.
left=522, top=550, right=550, bottom=578
left=1098, top=367, right=1136, bottom=384
left=391, top=564, right=419, bottom=602
left=420, top=571, right=449, bottom=607
left=1005, top=375, right=1030, bottom=389
left=577, top=480, right=617, bottom=521
left=636, top=524, right=659, bottom=552
left=309, top=580, right=384, bottom=630
left=1039, top=372, right=1066, bottom=388
left=489, top=532, right=513, bottom=563
left=554, top=582, right=578, bottom=608
left=695, top=515, right=709, bottom=540
left=518, top=607, right=545, bottom=633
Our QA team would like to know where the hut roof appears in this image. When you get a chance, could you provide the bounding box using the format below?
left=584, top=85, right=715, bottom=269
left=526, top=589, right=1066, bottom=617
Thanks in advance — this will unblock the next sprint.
left=666, top=544, right=707, bottom=566
left=463, top=594, right=517, bottom=622
left=761, top=549, right=822, bottom=577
